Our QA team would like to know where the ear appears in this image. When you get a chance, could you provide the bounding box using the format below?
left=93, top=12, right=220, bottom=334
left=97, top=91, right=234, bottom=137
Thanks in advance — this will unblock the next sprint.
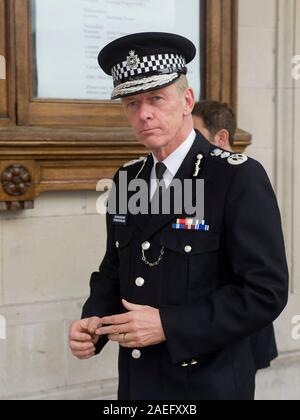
left=183, top=88, right=195, bottom=116
left=215, top=129, right=232, bottom=151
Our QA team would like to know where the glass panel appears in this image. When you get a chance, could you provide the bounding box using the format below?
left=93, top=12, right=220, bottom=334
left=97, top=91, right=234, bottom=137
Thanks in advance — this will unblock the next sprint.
left=31, top=0, right=202, bottom=101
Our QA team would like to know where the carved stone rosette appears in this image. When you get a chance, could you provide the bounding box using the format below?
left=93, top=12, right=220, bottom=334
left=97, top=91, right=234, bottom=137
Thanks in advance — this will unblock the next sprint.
left=1, top=164, right=32, bottom=197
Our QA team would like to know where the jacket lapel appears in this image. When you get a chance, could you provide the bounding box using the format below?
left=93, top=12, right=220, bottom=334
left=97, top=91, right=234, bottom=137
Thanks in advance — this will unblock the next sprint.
left=127, top=153, right=153, bottom=232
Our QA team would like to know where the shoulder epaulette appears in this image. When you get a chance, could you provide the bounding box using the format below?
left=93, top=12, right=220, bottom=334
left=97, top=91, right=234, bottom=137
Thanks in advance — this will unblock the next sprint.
left=210, top=148, right=248, bottom=166
left=123, top=156, right=147, bottom=168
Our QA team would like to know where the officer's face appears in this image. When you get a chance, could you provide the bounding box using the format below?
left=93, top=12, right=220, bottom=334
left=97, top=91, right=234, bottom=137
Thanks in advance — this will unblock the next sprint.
left=122, top=83, right=194, bottom=151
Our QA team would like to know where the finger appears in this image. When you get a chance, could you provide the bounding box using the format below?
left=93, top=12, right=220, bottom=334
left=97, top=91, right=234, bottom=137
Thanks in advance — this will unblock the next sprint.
left=70, top=344, right=95, bottom=355
left=77, top=318, right=98, bottom=335
left=108, top=332, right=133, bottom=343
left=108, top=333, right=123, bottom=342
left=75, top=350, right=96, bottom=359
left=99, top=313, right=131, bottom=326
left=85, top=317, right=102, bottom=335
left=70, top=331, right=92, bottom=342
left=75, top=348, right=96, bottom=357
left=122, top=299, right=146, bottom=311
left=69, top=320, right=85, bottom=338
left=95, top=324, right=129, bottom=336
left=92, top=334, right=100, bottom=345
left=79, top=318, right=91, bottom=331
left=70, top=341, right=96, bottom=352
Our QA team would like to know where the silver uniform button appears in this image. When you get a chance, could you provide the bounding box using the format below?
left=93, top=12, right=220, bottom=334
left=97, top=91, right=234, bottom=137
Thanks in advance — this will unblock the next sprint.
left=115, top=241, right=120, bottom=249
left=135, top=277, right=145, bottom=287
left=185, top=245, right=192, bottom=254
left=132, top=349, right=141, bottom=360
left=181, top=361, right=189, bottom=367
left=142, top=241, right=151, bottom=251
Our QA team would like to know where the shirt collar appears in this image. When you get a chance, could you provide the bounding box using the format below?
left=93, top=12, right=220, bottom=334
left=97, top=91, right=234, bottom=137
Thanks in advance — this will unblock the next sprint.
left=152, top=129, right=196, bottom=177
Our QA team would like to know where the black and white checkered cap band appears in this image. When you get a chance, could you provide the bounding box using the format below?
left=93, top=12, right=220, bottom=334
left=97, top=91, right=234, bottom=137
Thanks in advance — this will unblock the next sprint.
left=111, top=53, right=186, bottom=85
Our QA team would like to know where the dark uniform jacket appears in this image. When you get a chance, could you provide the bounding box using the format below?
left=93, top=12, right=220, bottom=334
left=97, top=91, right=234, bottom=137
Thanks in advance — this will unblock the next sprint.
left=250, top=324, right=278, bottom=371
left=82, top=131, right=288, bottom=400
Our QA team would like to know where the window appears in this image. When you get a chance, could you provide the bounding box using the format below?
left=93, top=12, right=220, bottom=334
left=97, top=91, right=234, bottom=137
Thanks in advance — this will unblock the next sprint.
left=0, top=0, right=249, bottom=209
left=31, top=0, right=202, bottom=101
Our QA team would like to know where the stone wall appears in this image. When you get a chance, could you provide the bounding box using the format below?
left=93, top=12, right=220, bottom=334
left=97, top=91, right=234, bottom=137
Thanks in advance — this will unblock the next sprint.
left=0, top=192, right=119, bottom=400
left=239, top=0, right=300, bottom=400
left=238, top=0, right=277, bottom=182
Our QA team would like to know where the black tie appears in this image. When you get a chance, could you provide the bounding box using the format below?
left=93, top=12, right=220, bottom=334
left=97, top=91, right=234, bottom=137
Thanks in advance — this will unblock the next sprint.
left=155, top=162, right=167, bottom=182
left=151, top=162, right=167, bottom=215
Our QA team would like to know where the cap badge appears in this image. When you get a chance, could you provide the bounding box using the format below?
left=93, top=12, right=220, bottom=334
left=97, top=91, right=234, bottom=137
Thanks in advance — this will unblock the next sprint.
left=127, top=50, right=140, bottom=70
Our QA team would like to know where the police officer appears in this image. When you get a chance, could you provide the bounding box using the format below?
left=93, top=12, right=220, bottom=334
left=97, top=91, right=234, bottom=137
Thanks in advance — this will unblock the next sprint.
left=69, top=32, right=289, bottom=400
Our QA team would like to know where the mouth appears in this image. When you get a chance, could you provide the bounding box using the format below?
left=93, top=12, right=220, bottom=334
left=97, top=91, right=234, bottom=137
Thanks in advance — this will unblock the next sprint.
left=140, top=128, right=160, bottom=135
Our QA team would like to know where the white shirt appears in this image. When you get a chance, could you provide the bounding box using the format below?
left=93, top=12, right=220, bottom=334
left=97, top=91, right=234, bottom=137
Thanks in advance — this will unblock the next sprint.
left=150, top=129, right=197, bottom=200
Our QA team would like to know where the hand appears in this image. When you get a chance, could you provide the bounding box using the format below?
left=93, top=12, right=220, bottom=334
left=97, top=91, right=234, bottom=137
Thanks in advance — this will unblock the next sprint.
left=95, top=300, right=166, bottom=348
left=69, top=317, right=101, bottom=360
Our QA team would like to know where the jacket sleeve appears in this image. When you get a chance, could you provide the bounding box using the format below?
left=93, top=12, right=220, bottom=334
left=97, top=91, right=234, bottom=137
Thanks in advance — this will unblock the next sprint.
left=159, top=160, right=289, bottom=365
left=81, top=185, right=120, bottom=355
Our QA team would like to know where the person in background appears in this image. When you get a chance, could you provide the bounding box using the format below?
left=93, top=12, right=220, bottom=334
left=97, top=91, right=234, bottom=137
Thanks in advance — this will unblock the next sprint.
left=193, top=100, right=279, bottom=372
left=192, top=100, right=236, bottom=152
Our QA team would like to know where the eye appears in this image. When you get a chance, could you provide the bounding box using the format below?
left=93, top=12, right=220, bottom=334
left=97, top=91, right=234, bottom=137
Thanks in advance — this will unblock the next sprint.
left=126, top=101, right=137, bottom=109
left=153, top=96, right=163, bottom=102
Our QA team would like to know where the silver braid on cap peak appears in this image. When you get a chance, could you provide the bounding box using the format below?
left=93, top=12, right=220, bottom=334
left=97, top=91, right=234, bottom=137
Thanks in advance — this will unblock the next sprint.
left=111, top=73, right=179, bottom=99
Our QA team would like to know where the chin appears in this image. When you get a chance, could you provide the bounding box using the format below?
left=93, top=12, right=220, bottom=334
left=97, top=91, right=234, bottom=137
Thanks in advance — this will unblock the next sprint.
left=140, top=135, right=167, bottom=149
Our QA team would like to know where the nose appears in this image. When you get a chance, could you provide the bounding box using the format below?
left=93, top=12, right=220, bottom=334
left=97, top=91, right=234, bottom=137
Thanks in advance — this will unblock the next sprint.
left=138, top=102, right=154, bottom=122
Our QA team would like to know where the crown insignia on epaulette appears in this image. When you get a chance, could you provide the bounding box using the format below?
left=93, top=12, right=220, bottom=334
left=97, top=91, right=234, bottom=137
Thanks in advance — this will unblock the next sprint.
left=210, top=148, right=248, bottom=166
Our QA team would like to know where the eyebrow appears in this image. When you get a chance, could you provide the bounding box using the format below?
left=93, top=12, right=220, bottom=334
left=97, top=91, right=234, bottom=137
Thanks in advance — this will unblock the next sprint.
left=123, top=90, right=166, bottom=103
left=123, top=95, right=138, bottom=101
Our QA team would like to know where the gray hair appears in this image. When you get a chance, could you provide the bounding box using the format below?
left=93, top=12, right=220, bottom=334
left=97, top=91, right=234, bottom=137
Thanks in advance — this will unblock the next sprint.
left=176, top=74, right=189, bottom=96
